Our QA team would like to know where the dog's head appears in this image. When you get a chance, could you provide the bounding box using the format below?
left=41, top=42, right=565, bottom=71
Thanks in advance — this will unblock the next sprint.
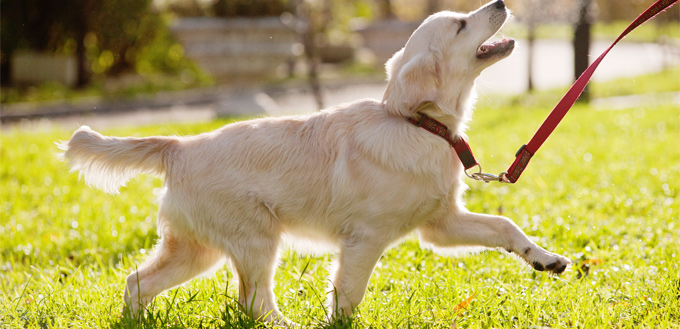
left=383, top=0, right=514, bottom=118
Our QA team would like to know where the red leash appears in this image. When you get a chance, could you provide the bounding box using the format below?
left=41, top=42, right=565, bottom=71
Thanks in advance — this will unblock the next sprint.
left=475, top=0, right=678, bottom=183
left=408, top=0, right=677, bottom=183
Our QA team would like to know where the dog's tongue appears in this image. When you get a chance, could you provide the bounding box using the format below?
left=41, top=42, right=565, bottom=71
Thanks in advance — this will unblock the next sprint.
left=476, top=38, right=514, bottom=59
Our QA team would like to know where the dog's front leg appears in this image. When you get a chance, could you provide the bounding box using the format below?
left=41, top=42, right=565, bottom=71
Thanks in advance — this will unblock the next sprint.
left=327, top=236, right=386, bottom=321
left=417, top=210, right=570, bottom=274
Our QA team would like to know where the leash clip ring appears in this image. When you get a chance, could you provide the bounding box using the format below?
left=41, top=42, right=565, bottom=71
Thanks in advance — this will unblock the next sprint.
left=465, top=164, right=510, bottom=183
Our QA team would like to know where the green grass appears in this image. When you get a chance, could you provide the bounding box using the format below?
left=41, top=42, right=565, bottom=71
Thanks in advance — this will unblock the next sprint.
left=1, top=69, right=679, bottom=328
left=503, top=21, right=680, bottom=43
left=494, top=66, right=680, bottom=110
left=591, top=66, right=680, bottom=98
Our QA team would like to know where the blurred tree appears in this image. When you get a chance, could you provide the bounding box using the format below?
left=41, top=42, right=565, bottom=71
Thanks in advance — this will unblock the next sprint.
left=93, top=0, right=159, bottom=76
left=595, top=0, right=679, bottom=22
left=74, top=0, right=94, bottom=87
left=377, top=0, right=395, bottom=18
left=573, top=0, right=594, bottom=102
left=0, top=0, right=87, bottom=85
left=1, top=0, right=168, bottom=87
left=212, top=0, right=289, bottom=17
left=291, top=0, right=328, bottom=110
left=426, top=0, right=439, bottom=14
left=514, top=0, right=565, bottom=92
left=513, top=0, right=599, bottom=98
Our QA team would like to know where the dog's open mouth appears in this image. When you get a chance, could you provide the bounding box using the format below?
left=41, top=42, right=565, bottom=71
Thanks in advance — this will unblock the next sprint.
left=476, top=38, right=515, bottom=59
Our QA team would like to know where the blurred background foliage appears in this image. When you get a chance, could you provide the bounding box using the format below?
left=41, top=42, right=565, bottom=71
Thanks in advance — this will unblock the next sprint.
left=3, top=0, right=169, bottom=78
left=0, top=0, right=677, bottom=104
left=0, top=0, right=212, bottom=103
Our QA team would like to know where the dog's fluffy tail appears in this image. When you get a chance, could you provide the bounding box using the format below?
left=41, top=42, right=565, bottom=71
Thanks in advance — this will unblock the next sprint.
left=58, top=126, right=180, bottom=194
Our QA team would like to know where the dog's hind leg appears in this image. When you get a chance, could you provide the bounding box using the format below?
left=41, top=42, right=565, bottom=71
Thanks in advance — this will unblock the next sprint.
left=417, top=210, right=571, bottom=274
left=123, top=226, right=224, bottom=315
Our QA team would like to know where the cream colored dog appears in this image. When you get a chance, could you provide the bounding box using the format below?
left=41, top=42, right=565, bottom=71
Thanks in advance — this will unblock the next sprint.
left=61, top=0, right=569, bottom=325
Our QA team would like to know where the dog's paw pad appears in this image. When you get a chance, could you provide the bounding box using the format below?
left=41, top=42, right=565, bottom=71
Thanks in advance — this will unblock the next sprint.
left=553, top=263, right=568, bottom=274
left=528, top=254, right=570, bottom=274
left=542, top=257, right=570, bottom=274
left=532, top=261, right=545, bottom=271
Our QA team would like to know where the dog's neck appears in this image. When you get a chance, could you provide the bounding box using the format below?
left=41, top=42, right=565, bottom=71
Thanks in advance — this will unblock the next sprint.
left=417, top=103, right=457, bottom=129
left=413, top=96, right=472, bottom=135
left=407, top=101, right=465, bottom=137
left=418, top=82, right=476, bottom=134
left=407, top=103, right=458, bottom=144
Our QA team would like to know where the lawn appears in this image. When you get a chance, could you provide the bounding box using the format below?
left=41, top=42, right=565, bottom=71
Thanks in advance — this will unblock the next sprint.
left=1, top=69, right=679, bottom=328
left=502, top=21, right=680, bottom=43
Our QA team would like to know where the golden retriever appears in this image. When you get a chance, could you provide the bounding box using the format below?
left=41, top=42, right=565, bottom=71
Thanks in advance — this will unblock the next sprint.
left=61, top=0, right=570, bottom=325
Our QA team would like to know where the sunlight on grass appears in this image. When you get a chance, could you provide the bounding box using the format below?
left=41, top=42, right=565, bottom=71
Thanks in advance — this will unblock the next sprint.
left=1, top=74, right=678, bottom=327
left=503, top=21, right=680, bottom=43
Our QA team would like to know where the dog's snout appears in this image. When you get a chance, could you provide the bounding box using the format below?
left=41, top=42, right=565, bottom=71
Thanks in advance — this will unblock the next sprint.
left=494, top=0, right=505, bottom=9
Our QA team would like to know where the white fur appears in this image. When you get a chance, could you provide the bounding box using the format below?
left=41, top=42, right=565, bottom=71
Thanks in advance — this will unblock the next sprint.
left=61, top=1, right=569, bottom=325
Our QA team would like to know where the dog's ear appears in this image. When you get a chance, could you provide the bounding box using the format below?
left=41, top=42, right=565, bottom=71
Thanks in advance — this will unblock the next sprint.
left=385, top=48, right=404, bottom=82
left=383, top=50, right=439, bottom=117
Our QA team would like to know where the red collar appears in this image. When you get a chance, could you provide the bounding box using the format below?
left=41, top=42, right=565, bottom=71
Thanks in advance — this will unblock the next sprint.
left=406, top=104, right=478, bottom=170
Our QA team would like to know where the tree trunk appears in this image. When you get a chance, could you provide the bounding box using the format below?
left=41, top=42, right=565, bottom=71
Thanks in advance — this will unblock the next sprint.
left=427, top=0, right=438, bottom=14
left=294, top=0, right=324, bottom=110
left=378, top=0, right=395, bottom=19
left=526, top=22, right=536, bottom=92
left=75, top=0, right=91, bottom=88
left=573, top=0, right=592, bottom=103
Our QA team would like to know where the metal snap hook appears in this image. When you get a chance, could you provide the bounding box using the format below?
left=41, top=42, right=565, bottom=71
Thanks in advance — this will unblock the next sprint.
left=466, top=164, right=510, bottom=183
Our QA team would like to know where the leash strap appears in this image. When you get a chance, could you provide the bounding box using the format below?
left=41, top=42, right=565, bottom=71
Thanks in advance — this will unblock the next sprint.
left=503, top=0, right=677, bottom=183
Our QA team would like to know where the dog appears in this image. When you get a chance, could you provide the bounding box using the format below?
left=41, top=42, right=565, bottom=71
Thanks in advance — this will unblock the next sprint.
left=60, top=0, right=570, bottom=325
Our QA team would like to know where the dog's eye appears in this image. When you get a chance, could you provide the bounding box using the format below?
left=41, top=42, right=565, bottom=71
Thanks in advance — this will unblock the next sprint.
left=457, top=20, right=467, bottom=33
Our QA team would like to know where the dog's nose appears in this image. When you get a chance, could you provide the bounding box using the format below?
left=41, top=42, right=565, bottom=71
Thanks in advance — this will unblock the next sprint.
left=494, top=0, right=505, bottom=9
